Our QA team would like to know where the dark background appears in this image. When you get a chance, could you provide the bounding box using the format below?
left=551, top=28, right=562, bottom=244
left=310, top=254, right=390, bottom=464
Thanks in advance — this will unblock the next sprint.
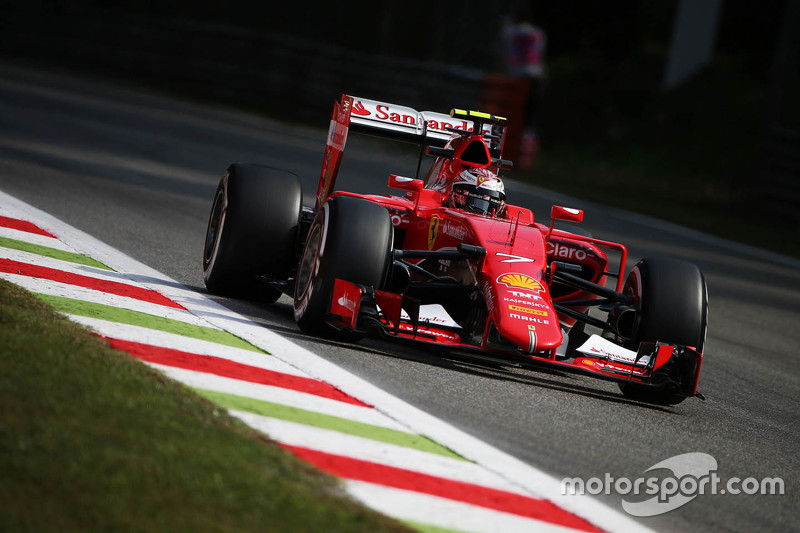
left=6, top=1, right=788, bottom=134
left=2, top=0, right=798, bottom=242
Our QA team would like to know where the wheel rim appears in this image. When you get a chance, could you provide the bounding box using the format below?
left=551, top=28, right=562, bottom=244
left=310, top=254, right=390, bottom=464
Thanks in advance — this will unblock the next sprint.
left=295, top=222, right=322, bottom=301
left=203, top=186, right=225, bottom=268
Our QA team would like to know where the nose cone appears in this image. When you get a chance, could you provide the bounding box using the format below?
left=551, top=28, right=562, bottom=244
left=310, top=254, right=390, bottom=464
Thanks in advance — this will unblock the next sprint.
left=492, top=274, right=563, bottom=353
left=466, top=216, right=564, bottom=354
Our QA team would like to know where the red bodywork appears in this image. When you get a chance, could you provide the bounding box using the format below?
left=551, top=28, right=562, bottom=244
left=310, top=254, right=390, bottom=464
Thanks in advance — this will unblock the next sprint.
left=316, top=94, right=702, bottom=398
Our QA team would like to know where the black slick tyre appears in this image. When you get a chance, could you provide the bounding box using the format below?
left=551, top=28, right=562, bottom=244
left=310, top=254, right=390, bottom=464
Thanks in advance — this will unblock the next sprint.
left=293, top=195, right=393, bottom=339
left=618, top=257, right=708, bottom=404
left=203, top=163, right=302, bottom=302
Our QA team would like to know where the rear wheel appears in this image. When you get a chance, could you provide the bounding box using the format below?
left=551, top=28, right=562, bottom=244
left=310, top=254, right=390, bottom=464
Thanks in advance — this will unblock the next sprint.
left=293, top=195, right=393, bottom=338
left=203, top=163, right=302, bottom=302
left=618, top=257, right=708, bottom=404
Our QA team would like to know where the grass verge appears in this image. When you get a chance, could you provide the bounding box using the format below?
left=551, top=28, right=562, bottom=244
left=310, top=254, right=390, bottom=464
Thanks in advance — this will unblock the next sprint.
left=0, top=279, right=409, bottom=532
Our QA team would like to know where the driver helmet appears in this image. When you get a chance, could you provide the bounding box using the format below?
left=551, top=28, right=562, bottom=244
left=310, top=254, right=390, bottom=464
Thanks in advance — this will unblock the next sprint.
left=449, top=168, right=506, bottom=216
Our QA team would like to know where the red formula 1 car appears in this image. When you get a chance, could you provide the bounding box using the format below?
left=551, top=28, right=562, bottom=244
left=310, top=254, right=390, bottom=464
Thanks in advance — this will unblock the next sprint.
left=202, top=95, right=708, bottom=405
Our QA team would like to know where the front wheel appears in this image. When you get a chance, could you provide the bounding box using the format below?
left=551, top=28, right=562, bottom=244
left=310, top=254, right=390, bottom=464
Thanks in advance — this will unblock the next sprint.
left=618, top=257, right=708, bottom=404
left=203, top=163, right=302, bottom=302
left=293, top=196, right=393, bottom=339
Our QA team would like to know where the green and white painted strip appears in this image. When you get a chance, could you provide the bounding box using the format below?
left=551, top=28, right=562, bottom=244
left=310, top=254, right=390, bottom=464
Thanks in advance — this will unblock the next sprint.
left=214, top=395, right=459, bottom=459
left=0, top=234, right=111, bottom=269
left=0, top=246, right=123, bottom=281
left=48, top=296, right=260, bottom=351
left=148, top=364, right=408, bottom=431
left=62, top=316, right=308, bottom=378
left=0, top=224, right=78, bottom=251
left=228, top=409, right=518, bottom=488
left=4, top=273, right=214, bottom=326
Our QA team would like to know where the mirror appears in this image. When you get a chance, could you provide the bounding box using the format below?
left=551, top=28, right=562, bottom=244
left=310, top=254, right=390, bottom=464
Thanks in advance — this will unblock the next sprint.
left=388, top=174, right=424, bottom=192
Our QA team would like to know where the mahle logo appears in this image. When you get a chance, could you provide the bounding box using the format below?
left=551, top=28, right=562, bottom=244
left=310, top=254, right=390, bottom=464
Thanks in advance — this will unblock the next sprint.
left=562, top=452, right=785, bottom=517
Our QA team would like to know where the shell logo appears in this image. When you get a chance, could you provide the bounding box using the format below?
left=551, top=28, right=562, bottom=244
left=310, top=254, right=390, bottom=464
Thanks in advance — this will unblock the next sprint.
left=497, top=273, right=543, bottom=292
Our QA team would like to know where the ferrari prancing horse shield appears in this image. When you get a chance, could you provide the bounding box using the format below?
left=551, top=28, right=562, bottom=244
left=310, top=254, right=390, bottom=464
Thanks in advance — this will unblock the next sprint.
left=428, top=215, right=440, bottom=250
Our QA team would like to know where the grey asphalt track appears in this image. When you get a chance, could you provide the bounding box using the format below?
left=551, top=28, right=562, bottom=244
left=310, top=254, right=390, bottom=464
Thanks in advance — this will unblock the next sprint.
left=1, top=62, right=797, bottom=533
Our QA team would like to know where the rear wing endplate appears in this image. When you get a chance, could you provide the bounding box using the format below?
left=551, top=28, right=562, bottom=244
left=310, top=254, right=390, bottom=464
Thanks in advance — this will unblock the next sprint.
left=316, top=94, right=506, bottom=209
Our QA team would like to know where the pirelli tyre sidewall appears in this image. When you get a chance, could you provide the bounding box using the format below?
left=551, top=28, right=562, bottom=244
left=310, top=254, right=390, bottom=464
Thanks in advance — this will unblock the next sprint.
left=293, top=195, right=393, bottom=337
left=203, top=163, right=302, bottom=301
left=619, top=257, right=709, bottom=404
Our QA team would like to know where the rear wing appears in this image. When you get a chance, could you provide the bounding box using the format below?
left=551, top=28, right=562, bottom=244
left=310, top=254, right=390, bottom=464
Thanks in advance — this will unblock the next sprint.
left=316, top=94, right=507, bottom=209
left=350, top=97, right=470, bottom=144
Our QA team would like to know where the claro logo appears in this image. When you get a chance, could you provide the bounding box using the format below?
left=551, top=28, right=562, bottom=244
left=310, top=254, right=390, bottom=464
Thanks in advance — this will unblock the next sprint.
left=547, top=241, right=588, bottom=261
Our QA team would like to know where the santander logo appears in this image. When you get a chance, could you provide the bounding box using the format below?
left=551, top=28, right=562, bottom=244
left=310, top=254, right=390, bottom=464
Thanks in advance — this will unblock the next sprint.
left=351, top=99, right=473, bottom=135
left=352, top=100, right=370, bottom=116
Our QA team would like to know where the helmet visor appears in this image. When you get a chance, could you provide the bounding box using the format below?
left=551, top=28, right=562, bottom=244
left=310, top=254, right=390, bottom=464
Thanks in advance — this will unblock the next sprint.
left=453, top=188, right=504, bottom=215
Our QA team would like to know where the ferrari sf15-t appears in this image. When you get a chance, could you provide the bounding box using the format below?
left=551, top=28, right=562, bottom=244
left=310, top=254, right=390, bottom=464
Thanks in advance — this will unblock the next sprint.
left=202, top=95, right=708, bottom=405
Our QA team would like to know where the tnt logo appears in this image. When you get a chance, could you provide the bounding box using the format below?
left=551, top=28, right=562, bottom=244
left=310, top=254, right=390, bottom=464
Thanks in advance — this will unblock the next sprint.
left=509, top=290, right=540, bottom=300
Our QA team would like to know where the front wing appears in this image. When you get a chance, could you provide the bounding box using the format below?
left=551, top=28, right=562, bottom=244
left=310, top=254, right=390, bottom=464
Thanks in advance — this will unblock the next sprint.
left=329, top=279, right=704, bottom=402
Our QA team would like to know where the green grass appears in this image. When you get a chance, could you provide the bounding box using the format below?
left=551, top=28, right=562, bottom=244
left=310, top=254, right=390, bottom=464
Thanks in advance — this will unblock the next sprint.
left=0, top=279, right=410, bottom=532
